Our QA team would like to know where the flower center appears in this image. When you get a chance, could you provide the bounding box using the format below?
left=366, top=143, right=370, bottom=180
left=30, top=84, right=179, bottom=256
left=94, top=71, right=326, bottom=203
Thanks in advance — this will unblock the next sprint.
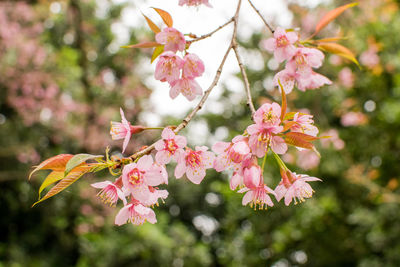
left=276, top=36, right=289, bottom=47
left=263, top=109, right=279, bottom=124
left=128, top=168, right=143, bottom=187
left=165, top=139, right=178, bottom=154
left=186, top=151, right=202, bottom=168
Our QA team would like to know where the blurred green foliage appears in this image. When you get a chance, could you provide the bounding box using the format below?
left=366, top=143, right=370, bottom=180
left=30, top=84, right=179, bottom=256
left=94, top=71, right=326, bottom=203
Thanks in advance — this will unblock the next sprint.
left=1, top=0, right=400, bottom=266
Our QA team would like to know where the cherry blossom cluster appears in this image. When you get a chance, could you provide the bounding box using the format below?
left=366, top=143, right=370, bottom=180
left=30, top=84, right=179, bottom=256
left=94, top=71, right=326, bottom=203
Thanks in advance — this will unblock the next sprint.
left=263, top=27, right=332, bottom=94
left=154, top=27, right=205, bottom=101
left=99, top=99, right=322, bottom=225
left=213, top=102, right=321, bottom=209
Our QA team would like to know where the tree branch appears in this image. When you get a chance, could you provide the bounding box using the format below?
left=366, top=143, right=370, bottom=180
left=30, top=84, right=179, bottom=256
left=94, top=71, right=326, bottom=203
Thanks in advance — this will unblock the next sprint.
left=128, top=0, right=246, bottom=161
left=187, top=18, right=235, bottom=44
left=247, top=0, right=274, bottom=34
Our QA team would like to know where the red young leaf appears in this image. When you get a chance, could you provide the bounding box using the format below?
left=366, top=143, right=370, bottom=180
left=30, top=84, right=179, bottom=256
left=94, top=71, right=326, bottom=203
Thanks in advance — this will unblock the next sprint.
left=314, top=3, right=358, bottom=35
left=142, top=14, right=161, bottom=33
left=152, top=8, right=173, bottom=27
left=121, top=41, right=160, bottom=49
left=278, top=79, right=287, bottom=121
left=29, top=154, right=73, bottom=180
left=285, top=132, right=319, bottom=149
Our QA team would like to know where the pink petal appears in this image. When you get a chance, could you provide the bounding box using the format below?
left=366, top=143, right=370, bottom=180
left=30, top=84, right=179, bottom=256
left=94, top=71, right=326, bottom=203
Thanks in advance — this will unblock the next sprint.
left=155, top=150, right=171, bottom=165
left=91, top=181, right=112, bottom=189
left=242, top=190, right=254, bottom=205
left=115, top=204, right=131, bottom=226
left=212, top=141, right=230, bottom=154
left=186, top=168, right=206, bottom=184
left=161, top=127, right=175, bottom=139
left=175, top=135, right=187, bottom=147
left=174, top=163, right=186, bottom=179
left=271, top=136, right=287, bottom=154
left=262, top=38, right=276, bottom=52
left=155, top=139, right=165, bottom=151
left=122, top=131, right=131, bottom=154
left=137, top=155, right=153, bottom=171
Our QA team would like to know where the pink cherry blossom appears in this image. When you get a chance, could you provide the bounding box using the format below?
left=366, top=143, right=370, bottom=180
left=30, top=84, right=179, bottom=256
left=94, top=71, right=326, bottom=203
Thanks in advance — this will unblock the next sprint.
left=175, top=146, right=215, bottom=184
left=275, top=171, right=321, bottom=206
left=287, top=47, right=325, bottom=75
left=179, top=0, right=212, bottom=7
left=169, top=77, right=202, bottom=101
left=262, top=27, right=298, bottom=63
left=155, top=127, right=187, bottom=165
left=154, top=52, right=184, bottom=83
left=320, top=129, right=345, bottom=150
left=290, top=112, right=319, bottom=136
left=338, top=67, right=355, bottom=88
left=122, top=155, right=168, bottom=203
left=296, top=149, right=320, bottom=170
left=115, top=200, right=157, bottom=226
left=182, top=53, right=205, bottom=79
left=91, top=178, right=126, bottom=206
left=110, top=108, right=131, bottom=153
left=341, top=111, right=368, bottom=127
left=247, top=123, right=287, bottom=157
left=296, top=71, right=332, bottom=91
left=212, top=135, right=250, bottom=172
left=155, top=27, right=186, bottom=53
left=238, top=165, right=276, bottom=209
left=253, top=102, right=282, bottom=126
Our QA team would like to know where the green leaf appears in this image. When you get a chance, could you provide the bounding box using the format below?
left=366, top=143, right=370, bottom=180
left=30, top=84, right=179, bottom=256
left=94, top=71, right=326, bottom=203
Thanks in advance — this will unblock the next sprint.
left=121, top=41, right=160, bottom=49
left=151, top=45, right=164, bottom=63
left=64, top=154, right=103, bottom=176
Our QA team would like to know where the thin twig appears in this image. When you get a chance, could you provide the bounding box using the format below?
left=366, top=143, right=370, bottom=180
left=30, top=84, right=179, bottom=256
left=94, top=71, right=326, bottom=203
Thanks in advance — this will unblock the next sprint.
left=231, top=0, right=256, bottom=116
left=247, top=0, right=274, bottom=34
left=187, top=18, right=235, bottom=44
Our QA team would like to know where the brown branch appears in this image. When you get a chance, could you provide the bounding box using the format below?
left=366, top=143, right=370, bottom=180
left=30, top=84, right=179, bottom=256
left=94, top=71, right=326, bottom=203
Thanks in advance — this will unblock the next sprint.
left=128, top=0, right=245, bottom=161
left=187, top=18, right=235, bottom=44
left=231, top=0, right=256, bottom=116
left=232, top=44, right=256, bottom=116
left=247, top=0, right=274, bottom=34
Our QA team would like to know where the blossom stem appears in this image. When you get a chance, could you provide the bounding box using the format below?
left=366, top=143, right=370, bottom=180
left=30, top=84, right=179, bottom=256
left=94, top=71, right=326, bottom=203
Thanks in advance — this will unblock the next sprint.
left=261, top=148, right=269, bottom=171
left=272, top=151, right=289, bottom=171
left=144, top=127, right=164, bottom=130
left=187, top=18, right=235, bottom=44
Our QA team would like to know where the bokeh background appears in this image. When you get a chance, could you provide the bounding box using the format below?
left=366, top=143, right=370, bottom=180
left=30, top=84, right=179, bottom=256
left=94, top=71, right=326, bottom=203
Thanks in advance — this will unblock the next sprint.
left=1, top=0, right=400, bottom=266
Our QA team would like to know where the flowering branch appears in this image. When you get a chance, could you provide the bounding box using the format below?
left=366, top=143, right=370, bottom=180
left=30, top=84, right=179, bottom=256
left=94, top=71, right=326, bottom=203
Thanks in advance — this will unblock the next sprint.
left=247, top=0, right=274, bottom=33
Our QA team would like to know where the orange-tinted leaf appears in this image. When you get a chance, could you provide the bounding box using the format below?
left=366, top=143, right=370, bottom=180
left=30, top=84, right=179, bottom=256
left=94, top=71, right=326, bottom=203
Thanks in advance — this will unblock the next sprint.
left=152, top=8, right=173, bottom=27
left=315, top=3, right=358, bottom=35
left=121, top=42, right=160, bottom=49
left=314, top=37, right=347, bottom=43
left=29, top=154, right=73, bottom=180
left=285, top=132, right=319, bottom=149
left=142, top=14, right=160, bottom=33
left=318, top=42, right=360, bottom=66
left=287, top=132, right=319, bottom=142
left=278, top=79, right=287, bottom=121
left=38, top=171, right=64, bottom=197
left=32, top=169, right=89, bottom=207
left=151, top=45, right=164, bottom=63
left=283, top=121, right=297, bottom=132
